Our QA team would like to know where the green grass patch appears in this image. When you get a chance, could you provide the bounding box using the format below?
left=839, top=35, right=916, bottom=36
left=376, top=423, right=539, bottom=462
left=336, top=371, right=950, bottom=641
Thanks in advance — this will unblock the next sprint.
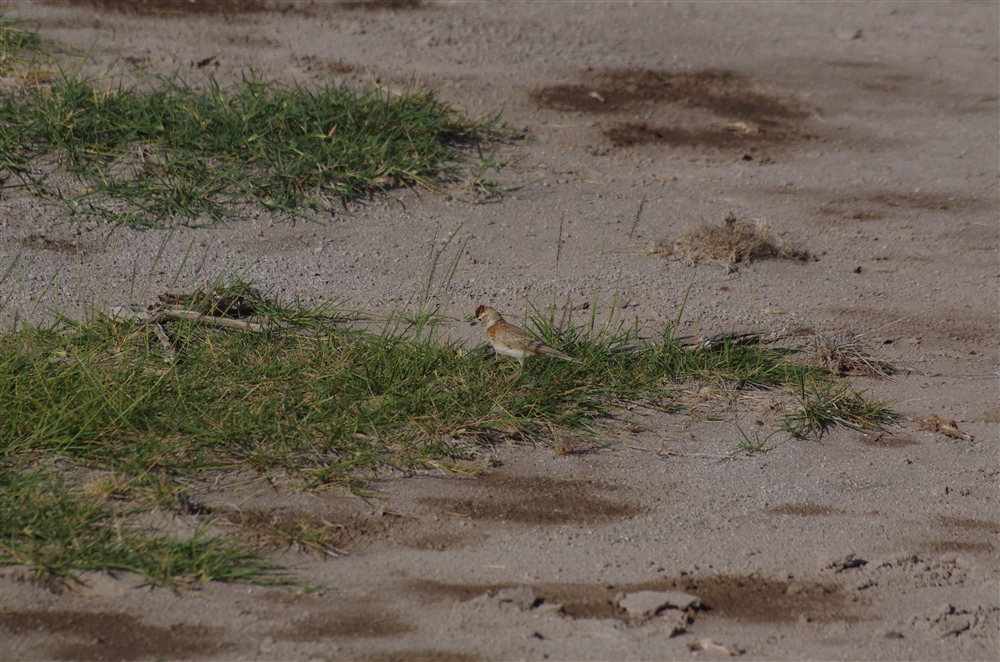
left=1, top=70, right=510, bottom=225
left=0, top=13, right=49, bottom=81
left=780, top=375, right=896, bottom=439
left=1, top=467, right=278, bottom=590
left=0, top=284, right=895, bottom=587
left=1, top=44, right=514, bottom=225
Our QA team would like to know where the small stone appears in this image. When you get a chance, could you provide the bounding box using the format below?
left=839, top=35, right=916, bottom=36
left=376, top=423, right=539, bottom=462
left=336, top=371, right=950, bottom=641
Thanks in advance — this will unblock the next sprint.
left=835, top=27, right=863, bottom=40
left=496, top=586, right=537, bottom=610
left=924, top=603, right=955, bottom=622
left=934, top=616, right=971, bottom=638
left=954, top=556, right=974, bottom=569
left=819, top=553, right=868, bottom=573
left=618, top=590, right=699, bottom=620
left=891, top=552, right=919, bottom=567
left=687, top=639, right=743, bottom=655
left=642, top=609, right=689, bottom=638
left=534, top=601, right=563, bottom=615
left=786, top=581, right=806, bottom=596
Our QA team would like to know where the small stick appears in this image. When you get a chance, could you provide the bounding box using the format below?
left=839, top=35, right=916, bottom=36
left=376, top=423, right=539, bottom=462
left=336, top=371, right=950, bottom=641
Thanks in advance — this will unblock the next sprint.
left=158, top=309, right=267, bottom=332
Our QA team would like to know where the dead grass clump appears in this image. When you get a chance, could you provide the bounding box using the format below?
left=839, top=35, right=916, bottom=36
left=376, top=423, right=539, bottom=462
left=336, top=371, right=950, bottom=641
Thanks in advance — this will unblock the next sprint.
left=809, top=332, right=896, bottom=378
left=159, top=282, right=262, bottom=318
left=673, top=211, right=812, bottom=273
left=75, top=0, right=271, bottom=15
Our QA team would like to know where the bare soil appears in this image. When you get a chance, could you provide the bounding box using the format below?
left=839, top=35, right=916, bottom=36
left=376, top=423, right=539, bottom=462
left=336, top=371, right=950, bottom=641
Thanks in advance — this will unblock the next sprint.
left=1, top=1, right=997, bottom=660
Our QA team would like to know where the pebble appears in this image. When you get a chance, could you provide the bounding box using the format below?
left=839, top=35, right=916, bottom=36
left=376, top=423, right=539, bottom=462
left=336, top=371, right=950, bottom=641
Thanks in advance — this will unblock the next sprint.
left=618, top=590, right=699, bottom=619
left=496, top=586, right=537, bottom=610
left=534, top=602, right=563, bottom=615
left=934, top=617, right=971, bottom=638
left=925, top=603, right=954, bottom=621
left=818, top=552, right=868, bottom=573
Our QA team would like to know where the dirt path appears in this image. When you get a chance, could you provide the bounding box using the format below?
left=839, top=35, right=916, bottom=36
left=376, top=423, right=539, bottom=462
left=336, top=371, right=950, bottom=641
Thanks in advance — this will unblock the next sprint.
left=1, top=1, right=997, bottom=660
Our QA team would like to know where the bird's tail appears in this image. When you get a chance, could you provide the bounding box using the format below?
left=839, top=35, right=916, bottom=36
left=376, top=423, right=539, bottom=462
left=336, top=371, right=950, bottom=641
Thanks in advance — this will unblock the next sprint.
left=530, top=340, right=582, bottom=364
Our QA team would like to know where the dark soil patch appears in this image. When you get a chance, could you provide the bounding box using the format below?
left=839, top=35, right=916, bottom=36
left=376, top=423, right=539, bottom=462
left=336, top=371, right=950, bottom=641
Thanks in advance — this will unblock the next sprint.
left=419, top=473, right=643, bottom=524
left=668, top=574, right=862, bottom=624
left=767, top=503, right=843, bottom=516
left=541, top=575, right=860, bottom=623
left=18, top=234, right=87, bottom=254
left=409, top=574, right=864, bottom=624
left=928, top=540, right=994, bottom=554
left=816, top=187, right=992, bottom=226
left=924, top=516, right=998, bottom=556
left=606, top=122, right=800, bottom=150
left=533, top=68, right=817, bottom=153
left=338, top=0, right=427, bottom=9
left=71, top=0, right=425, bottom=14
left=935, top=515, right=1000, bottom=536
left=0, top=610, right=227, bottom=661
left=822, top=189, right=987, bottom=216
left=72, top=0, right=274, bottom=15
left=397, top=530, right=485, bottom=551
left=357, top=651, right=480, bottom=662
left=533, top=69, right=813, bottom=120
left=278, top=604, right=414, bottom=640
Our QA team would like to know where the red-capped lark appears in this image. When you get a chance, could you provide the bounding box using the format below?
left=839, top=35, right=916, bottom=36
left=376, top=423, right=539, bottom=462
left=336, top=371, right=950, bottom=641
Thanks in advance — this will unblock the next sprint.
left=475, top=305, right=581, bottom=367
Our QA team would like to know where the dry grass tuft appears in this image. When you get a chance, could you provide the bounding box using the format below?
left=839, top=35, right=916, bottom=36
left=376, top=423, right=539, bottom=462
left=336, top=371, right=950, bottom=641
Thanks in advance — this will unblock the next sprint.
left=554, top=438, right=575, bottom=456
left=673, top=211, right=812, bottom=273
left=809, top=332, right=896, bottom=378
left=159, top=282, right=263, bottom=318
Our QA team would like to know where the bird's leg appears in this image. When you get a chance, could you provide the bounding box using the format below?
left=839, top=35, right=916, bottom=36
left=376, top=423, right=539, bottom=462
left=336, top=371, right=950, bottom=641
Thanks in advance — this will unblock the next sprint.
left=505, top=358, right=525, bottom=385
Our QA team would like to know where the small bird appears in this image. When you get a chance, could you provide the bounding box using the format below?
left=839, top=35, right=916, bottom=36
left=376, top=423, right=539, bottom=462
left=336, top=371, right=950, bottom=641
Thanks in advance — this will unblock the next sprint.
left=475, top=305, right=581, bottom=366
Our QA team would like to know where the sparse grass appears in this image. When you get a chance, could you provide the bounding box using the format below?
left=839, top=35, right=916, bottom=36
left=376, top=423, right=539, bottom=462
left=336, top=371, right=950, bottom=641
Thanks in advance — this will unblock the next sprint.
left=228, top=508, right=377, bottom=558
left=0, top=280, right=896, bottom=587
left=809, top=332, right=896, bottom=378
left=0, top=282, right=652, bottom=585
left=1, top=45, right=513, bottom=226
left=1, top=467, right=278, bottom=590
left=0, top=13, right=51, bottom=83
left=670, top=211, right=812, bottom=273
left=780, top=375, right=896, bottom=439
left=727, top=423, right=776, bottom=458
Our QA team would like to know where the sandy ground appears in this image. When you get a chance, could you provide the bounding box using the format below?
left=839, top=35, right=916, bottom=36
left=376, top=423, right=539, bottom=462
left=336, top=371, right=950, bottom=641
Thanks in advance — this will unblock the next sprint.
left=1, top=1, right=998, bottom=660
